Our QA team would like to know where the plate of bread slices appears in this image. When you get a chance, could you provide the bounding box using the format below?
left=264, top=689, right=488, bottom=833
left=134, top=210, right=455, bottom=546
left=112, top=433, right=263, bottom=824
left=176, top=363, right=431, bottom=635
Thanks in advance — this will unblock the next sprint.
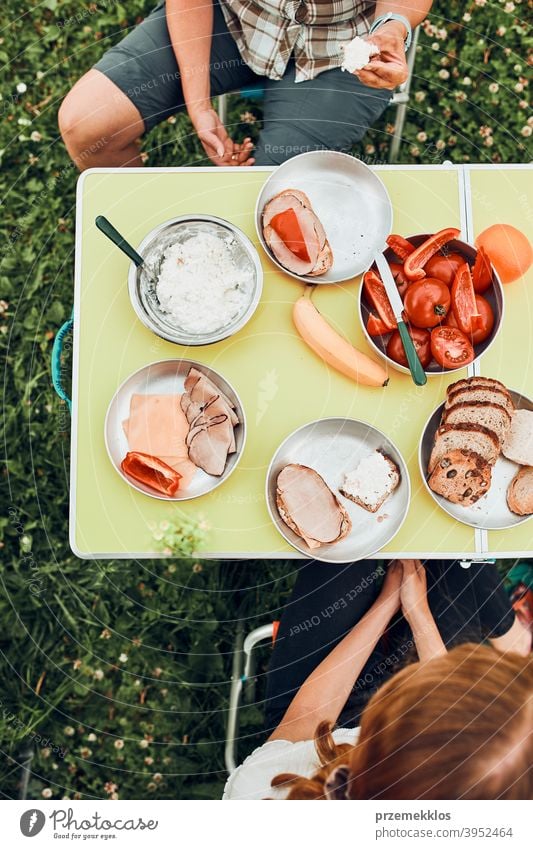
left=419, top=376, right=533, bottom=528
left=266, top=417, right=410, bottom=563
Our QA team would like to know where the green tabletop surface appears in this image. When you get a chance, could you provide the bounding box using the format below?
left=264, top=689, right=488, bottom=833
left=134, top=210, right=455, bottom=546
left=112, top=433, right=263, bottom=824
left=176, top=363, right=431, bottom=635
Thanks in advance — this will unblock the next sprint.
left=71, top=164, right=532, bottom=559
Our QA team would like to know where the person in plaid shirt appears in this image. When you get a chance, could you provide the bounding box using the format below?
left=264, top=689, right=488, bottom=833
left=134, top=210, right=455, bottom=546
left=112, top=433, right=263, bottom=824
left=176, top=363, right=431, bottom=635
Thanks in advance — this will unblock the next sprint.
left=59, top=1, right=432, bottom=168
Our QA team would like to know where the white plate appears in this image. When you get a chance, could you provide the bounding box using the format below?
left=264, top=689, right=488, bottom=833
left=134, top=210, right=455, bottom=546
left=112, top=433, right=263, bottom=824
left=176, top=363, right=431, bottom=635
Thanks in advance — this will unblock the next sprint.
left=419, top=389, right=532, bottom=529
left=266, top=417, right=410, bottom=563
left=255, top=151, right=393, bottom=284
left=105, top=359, right=246, bottom=500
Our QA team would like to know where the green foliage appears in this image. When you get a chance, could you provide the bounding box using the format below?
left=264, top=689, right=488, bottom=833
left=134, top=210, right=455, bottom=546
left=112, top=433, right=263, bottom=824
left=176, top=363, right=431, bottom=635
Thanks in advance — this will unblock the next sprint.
left=0, top=0, right=528, bottom=801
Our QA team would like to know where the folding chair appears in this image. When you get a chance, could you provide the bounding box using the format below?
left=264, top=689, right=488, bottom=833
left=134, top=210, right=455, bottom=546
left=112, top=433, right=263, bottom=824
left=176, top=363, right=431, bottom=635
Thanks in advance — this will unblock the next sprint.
left=225, top=621, right=279, bottom=773
left=217, top=27, right=419, bottom=164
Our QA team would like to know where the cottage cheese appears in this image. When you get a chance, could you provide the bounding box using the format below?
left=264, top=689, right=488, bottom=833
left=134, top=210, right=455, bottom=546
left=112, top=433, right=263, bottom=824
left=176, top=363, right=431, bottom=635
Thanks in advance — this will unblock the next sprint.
left=341, top=451, right=398, bottom=509
left=340, top=37, right=379, bottom=73
left=156, top=232, right=254, bottom=334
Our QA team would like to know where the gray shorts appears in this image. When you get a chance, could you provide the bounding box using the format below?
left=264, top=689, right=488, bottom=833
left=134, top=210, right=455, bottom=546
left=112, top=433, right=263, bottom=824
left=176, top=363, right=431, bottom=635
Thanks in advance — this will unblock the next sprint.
left=94, top=0, right=391, bottom=165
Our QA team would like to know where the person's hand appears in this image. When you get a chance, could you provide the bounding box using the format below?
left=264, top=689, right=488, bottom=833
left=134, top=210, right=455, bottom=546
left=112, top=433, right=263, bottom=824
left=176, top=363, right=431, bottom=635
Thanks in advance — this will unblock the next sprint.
left=355, top=22, right=409, bottom=90
left=379, top=559, right=403, bottom=616
left=399, top=559, right=430, bottom=625
left=190, top=107, right=255, bottom=166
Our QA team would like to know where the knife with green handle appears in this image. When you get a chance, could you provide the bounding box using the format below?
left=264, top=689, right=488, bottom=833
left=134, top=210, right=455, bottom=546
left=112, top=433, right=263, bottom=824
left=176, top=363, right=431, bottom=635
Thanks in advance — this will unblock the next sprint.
left=374, top=251, right=427, bottom=386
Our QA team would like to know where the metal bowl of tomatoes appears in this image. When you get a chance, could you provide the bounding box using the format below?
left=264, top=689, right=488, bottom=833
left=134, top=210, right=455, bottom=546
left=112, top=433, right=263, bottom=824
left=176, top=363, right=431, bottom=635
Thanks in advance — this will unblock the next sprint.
left=358, top=232, right=504, bottom=376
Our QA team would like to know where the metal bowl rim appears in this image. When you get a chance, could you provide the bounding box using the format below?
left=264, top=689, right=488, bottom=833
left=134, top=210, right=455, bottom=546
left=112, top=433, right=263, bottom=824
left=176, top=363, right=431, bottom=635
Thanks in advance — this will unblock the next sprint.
left=265, top=415, right=412, bottom=563
left=104, top=357, right=247, bottom=501
left=254, top=151, right=393, bottom=285
left=127, top=214, right=263, bottom=346
left=358, top=234, right=505, bottom=377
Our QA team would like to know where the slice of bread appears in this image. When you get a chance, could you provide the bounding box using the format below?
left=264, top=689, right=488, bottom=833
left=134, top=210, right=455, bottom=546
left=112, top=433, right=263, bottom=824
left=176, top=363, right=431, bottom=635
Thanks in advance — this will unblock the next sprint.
left=507, top=466, right=533, bottom=516
left=502, top=409, right=533, bottom=466
left=339, top=450, right=400, bottom=513
left=446, top=376, right=511, bottom=400
left=445, top=386, right=515, bottom=418
left=428, top=422, right=500, bottom=473
left=443, top=401, right=512, bottom=445
left=428, top=449, right=492, bottom=505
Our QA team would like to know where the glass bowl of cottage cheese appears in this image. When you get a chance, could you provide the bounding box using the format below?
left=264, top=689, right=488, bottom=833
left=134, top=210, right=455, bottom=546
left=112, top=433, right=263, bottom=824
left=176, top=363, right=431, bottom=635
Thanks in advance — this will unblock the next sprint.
left=128, top=215, right=263, bottom=345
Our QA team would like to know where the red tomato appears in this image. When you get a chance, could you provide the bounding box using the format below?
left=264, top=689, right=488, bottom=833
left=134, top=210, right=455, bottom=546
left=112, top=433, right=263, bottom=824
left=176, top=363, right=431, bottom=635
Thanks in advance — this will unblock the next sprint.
left=471, top=245, right=493, bottom=293
left=424, top=252, right=465, bottom=286
left=389, top=261, right=410, bottom=298
left=386, top=326, right=432, bottom=368
left=451, top=263, right=483, bottom=334
left=431, top=326, right=475, bottom=369
left=403, top=278, right=451, bottom=328
left=446, top=294, right=494, bottom=345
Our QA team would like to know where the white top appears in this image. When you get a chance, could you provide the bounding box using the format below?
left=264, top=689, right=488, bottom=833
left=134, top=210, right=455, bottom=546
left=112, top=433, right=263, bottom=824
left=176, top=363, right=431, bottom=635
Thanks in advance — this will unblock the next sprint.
left=223, top=728, right=360, bottom=800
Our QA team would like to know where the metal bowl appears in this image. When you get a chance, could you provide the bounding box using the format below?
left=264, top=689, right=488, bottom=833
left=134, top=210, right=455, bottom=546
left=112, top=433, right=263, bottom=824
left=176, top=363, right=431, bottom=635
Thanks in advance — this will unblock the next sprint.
left=359, top=235, right=505, bottom=376
left=419, top=388, right=532, bottom=530
left=266, top=417, right=411, bottom=563
left=128, top=215, right=263, bottom=345
left=105, top=359, right=246, bottom=501
left=255, top=151, right=393, bottom=284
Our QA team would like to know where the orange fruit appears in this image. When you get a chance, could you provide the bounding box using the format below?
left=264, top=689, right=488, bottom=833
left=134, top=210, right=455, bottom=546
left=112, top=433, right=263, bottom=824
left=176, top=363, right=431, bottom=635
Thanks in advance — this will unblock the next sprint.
left=475, top=224, right=532, bottom=284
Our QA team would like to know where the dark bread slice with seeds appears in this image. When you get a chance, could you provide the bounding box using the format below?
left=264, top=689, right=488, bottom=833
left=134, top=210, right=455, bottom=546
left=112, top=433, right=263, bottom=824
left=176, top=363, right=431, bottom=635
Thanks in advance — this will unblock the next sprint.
left=428, top=422, right=500, bottom=473
left=428, top=449, right=492, bottom=506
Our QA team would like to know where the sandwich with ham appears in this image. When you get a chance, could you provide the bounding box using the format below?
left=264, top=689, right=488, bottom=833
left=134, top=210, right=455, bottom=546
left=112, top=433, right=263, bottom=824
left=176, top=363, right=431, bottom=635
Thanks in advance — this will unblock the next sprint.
left=262, top=189, right=333, bottom=277
left=276, top=464, right=352, bottom=549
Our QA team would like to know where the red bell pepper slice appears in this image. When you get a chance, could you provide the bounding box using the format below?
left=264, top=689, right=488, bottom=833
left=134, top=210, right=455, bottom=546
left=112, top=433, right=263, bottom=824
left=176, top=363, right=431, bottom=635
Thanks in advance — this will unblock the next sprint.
left=269, top=208, right=310, bottom=263
left=451, top=263, right=483, bottom=335
left=472, top=245, right=492, bottom=293
left=403, top=227, right=461, bottom=281
left=366, top=311, right=390, bottom=336
left=386, top=234, right=415, bottom=261
left=363, top=269, right=397, bottom=331
left=121, top=452, right=182, bottom=496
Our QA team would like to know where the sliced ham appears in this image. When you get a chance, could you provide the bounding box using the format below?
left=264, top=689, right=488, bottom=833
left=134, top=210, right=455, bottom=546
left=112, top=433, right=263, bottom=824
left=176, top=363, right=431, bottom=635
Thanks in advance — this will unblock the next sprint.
left=262, top=189, right=333, bottom=277
left=276, top=464, right=352, bottom=548
left=180, top=367, right=240, bottom=476
left=123, top=394, right=197, bottom=488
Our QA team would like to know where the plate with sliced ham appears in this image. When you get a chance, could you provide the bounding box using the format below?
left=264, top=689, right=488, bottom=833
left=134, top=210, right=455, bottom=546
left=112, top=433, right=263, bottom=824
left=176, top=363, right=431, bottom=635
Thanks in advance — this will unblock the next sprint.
left=266, top=417, right=410, bottom=563
left=255, top=150, right=392, bottom=284
left=105, top=360, right=246, bottom=500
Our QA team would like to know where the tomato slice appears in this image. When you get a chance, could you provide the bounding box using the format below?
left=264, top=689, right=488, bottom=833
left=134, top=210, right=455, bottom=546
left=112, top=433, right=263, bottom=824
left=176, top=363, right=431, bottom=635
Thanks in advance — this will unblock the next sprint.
left=403, top=228, right=461, bottom=280
left=472, top=245, right=493, bottom=293
left=431, top=326, right=475, bottom=369
left=446, top=294, right=494, bottom=345
left=270, top=208, right=310, bottom=262
left=367, top=312, right=390, bottom=336
left=386, top=326, right=432, bottom=368
left=386, top=234, right=415, bottom=261
left=451, top=263, right=483, bottom=334
left=363, top=269, right=397, bottom=331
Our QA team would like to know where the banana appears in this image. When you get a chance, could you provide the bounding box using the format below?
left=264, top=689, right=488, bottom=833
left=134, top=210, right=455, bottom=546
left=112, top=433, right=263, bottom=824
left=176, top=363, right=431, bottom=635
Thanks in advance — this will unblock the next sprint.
left=293, top=291, right=389, bottom=388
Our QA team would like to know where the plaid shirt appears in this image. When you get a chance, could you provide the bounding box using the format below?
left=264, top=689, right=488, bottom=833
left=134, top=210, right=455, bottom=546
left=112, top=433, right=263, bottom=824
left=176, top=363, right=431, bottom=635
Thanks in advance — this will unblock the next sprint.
left=220, top=0, right=376, bottom=82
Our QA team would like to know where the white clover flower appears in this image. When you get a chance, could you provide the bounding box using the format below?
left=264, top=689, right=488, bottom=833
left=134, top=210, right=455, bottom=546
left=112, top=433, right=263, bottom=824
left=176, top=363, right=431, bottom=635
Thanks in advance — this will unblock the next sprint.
left=514, top=64, right=522, bottom=72
left=436, top=139, right=446, bottom=150
left=431, top=42, right=439, bottom=50
left=475, top=0, right=487, bottom=5
left=527, top=116, right=533, bottom=126
left=93, top=669, right=104, bottom=681
left=87, top=733, right=97, bottom=742
left=16, top=82, right=27, bottom=94
left=514, top=83, right=524, bottom=92
left=462, top=77, right=472, bottom=86
left=410, top=146, right=421, bottom=156
left=30, top=131, right=42, bottom=142
left=416, top=131, right=428, bottom=142
left=488, top=83, right=499, bottom=93
left=496, top=26, right=507, bottom=36
left=36, top=70, right=45, bottom=80
left=42, top=787, right=53, bottom=798
left=438, top=69, right=450, bottom=80
left=521, top=126, right=532, bottom=137
left=18, top=118, right=31, bottom=126
left=437, top=29, right=448, bottom=39
left=118, top=653, right=128, bottom=663
left=463, top=13, right=472, bottom=21
left=415, top=91, right=426, bottom=102
left=518, top=100, right=528, bottom=109
left=504, top=2, right=515, bottom=11
left=139, top=739, right=150, bottom=749
left=64, top=726, right=75, bottom=736
left=114, top=739, right=125, bottom=750
left=484, top=136, right=494, bottom=146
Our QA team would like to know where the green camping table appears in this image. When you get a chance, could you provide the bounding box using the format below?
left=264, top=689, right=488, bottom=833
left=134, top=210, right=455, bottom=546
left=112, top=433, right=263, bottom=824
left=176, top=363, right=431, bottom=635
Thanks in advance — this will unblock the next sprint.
left=69, top=164, right=532, bottom=559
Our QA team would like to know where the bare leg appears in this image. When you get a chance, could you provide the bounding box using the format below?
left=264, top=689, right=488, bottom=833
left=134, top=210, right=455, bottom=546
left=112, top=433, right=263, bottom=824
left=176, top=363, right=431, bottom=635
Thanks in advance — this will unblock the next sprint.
left=58, top=70, right=146, bottom=170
